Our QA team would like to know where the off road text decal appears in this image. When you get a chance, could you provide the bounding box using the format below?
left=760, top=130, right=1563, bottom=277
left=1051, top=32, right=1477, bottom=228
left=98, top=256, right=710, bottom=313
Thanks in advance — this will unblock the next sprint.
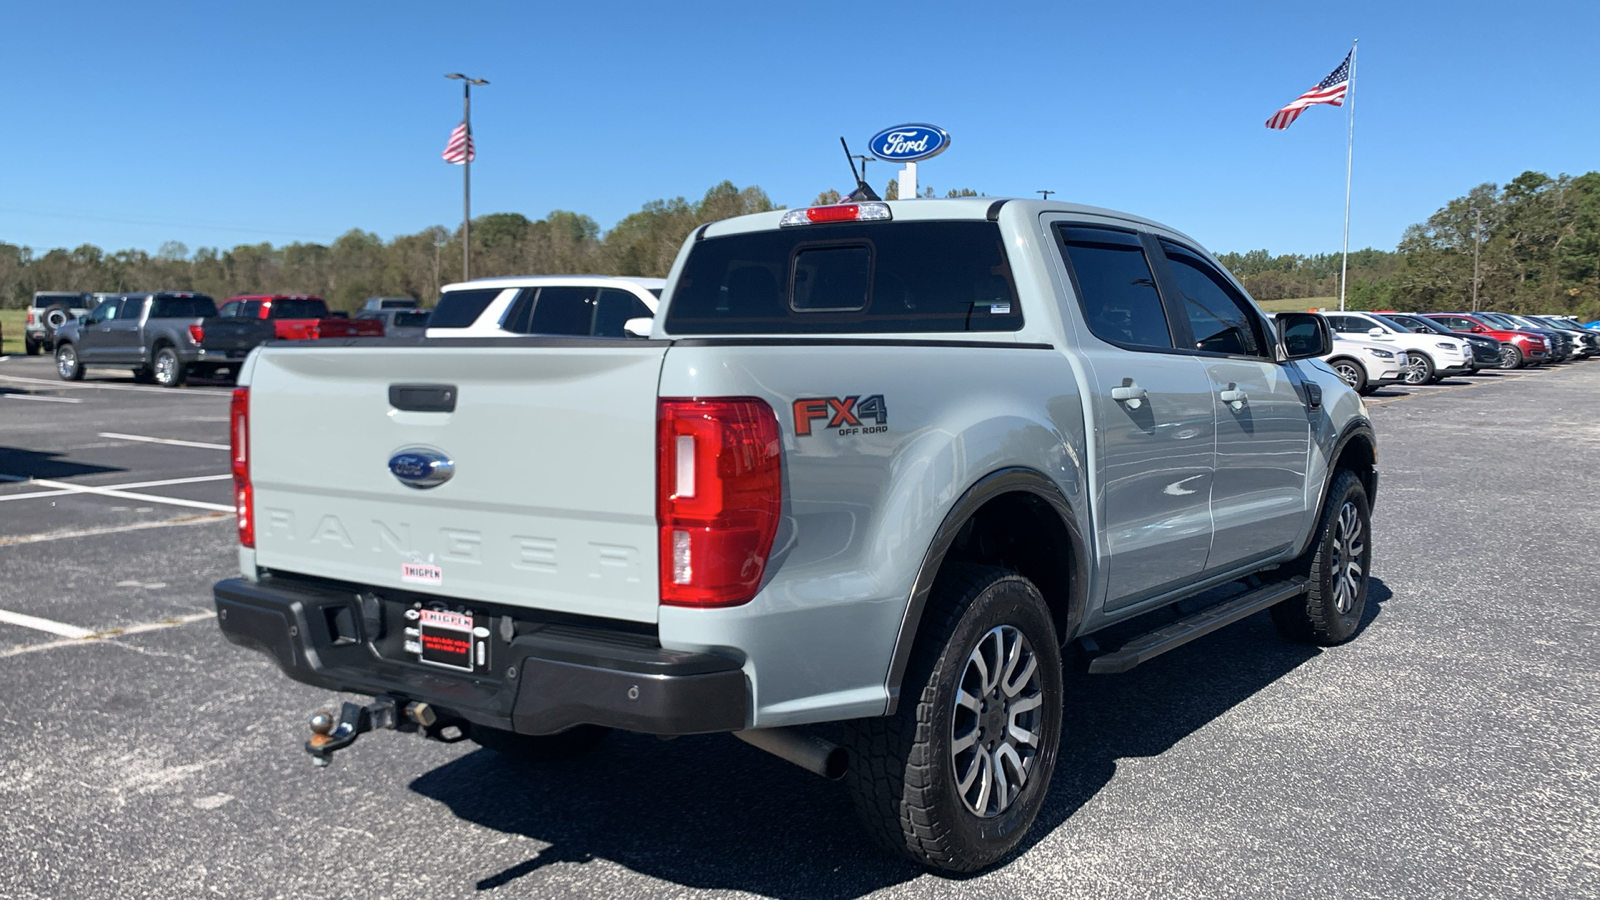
left=793, top=395, right=888, bottom=436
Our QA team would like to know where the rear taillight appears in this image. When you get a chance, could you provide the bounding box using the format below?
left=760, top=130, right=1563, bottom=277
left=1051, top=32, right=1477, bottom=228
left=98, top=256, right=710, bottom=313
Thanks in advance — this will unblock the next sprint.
left=230, top=388, right=253, bottom=547
left=656, top=398, right=782, bottom=608
left=188, top=324, right=204, bottom=343
left=26, top=310, right=35, bottom=325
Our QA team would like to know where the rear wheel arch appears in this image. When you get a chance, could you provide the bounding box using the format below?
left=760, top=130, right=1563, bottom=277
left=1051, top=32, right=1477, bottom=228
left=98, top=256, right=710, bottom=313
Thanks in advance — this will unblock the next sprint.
left=885, top=468, right=1087, bottom=715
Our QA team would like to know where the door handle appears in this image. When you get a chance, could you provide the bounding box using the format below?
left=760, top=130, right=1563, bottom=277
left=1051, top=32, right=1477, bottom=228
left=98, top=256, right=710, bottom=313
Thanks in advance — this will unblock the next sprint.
left=1110, top=384, right=1147, bottom=409
left=1219, top=387, right=1247, bottom=410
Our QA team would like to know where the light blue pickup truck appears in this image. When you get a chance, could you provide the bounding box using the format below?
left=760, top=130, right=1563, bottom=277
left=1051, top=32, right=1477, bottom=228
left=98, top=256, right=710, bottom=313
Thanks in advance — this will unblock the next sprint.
left=214, top=198, right=1377, bottom=871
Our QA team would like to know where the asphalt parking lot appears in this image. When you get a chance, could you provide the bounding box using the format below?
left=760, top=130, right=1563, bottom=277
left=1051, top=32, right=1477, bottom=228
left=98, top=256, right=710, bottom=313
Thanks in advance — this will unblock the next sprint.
left=1, top=353, right=1596, bottom=899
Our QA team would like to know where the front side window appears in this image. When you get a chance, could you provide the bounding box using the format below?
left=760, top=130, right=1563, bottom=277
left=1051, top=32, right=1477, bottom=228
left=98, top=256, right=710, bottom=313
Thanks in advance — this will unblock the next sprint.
left=1160, top=241, right=1264, bottom=357
left=1058, top=226, right=1172, bottom=350
left=88, top=299, right=121, bottom=324
left=218, top=301, right=241, bottom=318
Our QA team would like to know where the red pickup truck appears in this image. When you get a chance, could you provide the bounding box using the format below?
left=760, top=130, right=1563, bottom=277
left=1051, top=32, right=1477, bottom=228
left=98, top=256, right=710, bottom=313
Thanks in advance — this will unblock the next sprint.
left=216, top=294, right=383, bottom=340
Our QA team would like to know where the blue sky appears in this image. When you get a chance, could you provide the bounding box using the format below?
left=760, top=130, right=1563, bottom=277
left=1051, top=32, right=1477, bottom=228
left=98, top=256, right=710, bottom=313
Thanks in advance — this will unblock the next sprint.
left=0, top=0, right=1593, bottom=258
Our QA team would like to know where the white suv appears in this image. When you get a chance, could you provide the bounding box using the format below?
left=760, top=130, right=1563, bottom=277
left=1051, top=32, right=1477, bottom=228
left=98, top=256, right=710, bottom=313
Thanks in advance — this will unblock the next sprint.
left=1322, top=311, right=1472, bottom=385
left=425, top=275, right=665, bottom=339
left=1321, top=335, right=1408, bottom=395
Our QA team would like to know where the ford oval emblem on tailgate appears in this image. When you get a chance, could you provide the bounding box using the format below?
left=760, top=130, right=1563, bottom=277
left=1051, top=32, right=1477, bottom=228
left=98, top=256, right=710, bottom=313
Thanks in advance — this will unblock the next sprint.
left=388, top=447, right=454, bottom=489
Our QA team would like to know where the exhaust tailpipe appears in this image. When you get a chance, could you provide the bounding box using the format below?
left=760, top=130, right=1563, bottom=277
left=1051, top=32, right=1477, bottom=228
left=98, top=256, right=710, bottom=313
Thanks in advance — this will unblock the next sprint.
left=734, top=727, right=848, bottom=780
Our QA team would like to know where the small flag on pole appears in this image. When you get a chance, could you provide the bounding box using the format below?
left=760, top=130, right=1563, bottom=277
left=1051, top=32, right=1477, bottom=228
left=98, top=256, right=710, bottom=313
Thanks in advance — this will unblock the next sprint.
left=442, top=121, right=475, bottom=164
left=1265, top=51, right=1352, bottom=130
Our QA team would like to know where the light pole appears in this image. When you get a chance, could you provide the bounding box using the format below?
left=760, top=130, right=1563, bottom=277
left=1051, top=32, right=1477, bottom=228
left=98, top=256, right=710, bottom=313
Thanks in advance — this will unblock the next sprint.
left=445, top=73, right=488, bottom=281
left=1471, top=206, right=1483, bottom=312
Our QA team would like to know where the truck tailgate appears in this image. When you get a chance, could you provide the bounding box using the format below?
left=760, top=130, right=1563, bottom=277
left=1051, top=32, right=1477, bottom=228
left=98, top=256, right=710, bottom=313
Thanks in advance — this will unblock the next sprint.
left=247, top=342, right=668, bottom=623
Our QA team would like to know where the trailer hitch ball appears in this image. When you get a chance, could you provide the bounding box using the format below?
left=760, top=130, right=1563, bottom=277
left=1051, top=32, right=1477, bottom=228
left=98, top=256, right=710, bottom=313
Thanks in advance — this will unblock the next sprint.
left=309, top=710, right=336, bottom=736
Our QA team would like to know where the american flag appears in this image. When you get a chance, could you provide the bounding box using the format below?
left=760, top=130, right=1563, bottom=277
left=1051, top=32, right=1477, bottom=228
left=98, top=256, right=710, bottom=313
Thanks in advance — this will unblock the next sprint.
left=1265, top=51, right=1351, bottom=130
left=442, top=121, right=475, bottom=164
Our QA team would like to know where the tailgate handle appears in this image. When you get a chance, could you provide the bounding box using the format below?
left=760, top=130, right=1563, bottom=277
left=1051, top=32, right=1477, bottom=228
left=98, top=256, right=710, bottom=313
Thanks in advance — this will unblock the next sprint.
left=389, top=384, right=457, bottom=413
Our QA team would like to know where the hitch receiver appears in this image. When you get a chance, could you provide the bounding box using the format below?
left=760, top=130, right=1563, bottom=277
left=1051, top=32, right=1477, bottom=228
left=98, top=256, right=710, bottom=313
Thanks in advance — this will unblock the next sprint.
left=305, top=696, right=462, bottom=767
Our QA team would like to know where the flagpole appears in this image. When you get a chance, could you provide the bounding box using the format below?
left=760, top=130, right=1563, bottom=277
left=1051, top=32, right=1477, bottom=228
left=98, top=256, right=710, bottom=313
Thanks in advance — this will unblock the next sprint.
left=462, top=81, right=472, bottom=282
left=1339, top=39, right=1358, bottom=311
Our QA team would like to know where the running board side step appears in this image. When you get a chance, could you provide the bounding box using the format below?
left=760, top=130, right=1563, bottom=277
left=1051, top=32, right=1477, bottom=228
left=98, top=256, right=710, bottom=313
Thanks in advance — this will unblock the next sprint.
left=1086, top=577, right=1308, bottom=674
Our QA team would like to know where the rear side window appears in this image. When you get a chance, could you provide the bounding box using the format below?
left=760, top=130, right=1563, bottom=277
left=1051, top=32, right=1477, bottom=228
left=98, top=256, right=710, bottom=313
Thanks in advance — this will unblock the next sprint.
left=150, top=295, right=217, bottom=318
left=1057, top=227, right=1172, bottom=349
left=429, top=289, right=501, bottom=328
left=665, top=222, right=1021, bottom=334
left=270, top=298, right=327, bottom=318
left=114, top=298, right=145, bottom=319
left=392, top=311, right=431, bottom=328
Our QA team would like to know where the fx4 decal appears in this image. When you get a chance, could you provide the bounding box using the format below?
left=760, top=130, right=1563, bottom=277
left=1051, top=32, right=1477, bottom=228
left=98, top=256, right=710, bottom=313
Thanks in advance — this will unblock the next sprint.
left=793, top=395, right=888, bottom=436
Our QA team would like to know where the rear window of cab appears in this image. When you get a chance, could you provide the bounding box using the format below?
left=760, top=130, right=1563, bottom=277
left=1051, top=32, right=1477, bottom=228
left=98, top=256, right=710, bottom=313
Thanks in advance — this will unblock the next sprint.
left=663, top=221, right=1021, bottom=335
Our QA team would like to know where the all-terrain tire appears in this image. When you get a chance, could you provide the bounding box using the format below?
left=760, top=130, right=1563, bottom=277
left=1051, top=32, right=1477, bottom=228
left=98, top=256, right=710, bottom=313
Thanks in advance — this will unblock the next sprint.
left=844, top=564, right=1063, bottom=872
left=469, top=724, right=611, bottom=761
left=25, top=337, right=41, bottom=356
left=1271, top=469, right=1372, bottom=646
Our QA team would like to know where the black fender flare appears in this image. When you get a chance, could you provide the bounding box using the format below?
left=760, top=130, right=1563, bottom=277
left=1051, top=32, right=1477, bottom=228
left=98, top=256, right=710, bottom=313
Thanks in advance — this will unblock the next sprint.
left=884, top=467, right=1089, bottom=715
left=1297, top=420, right=1378, bottom=558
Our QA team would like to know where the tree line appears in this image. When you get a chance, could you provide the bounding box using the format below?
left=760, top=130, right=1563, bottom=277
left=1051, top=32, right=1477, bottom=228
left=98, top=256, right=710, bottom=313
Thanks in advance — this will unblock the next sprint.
left=3, top=171, right=1596, bottom=320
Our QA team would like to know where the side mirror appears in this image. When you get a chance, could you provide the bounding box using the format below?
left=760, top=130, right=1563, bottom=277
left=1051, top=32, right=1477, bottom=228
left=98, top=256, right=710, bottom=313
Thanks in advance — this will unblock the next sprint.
left=77, top=315, right=88, bottom=325
left=1277, top=312, right=1331, bottom=360
left=1471, top=325, right=1487, bottom=333
left=623, top=317, right=654, bottom=339
left=1367, top=326, right=1385, bottom=338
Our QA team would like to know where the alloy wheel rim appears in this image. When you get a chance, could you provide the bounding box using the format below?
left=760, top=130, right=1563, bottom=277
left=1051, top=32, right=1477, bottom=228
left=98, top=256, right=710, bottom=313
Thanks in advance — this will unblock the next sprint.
left=1333, top=363, right=1361, bottom=388
left=1331, top=501, right=1366, bottom=615
left=57, top=347, right=74, bottom=377
left=156, top=352, right=175, bottom=384
left=1501, top=347, right=1518, bottom=367
left=951, top=624, right=1044, bottom=818
left=1404, top=357, right=1428, bottom=384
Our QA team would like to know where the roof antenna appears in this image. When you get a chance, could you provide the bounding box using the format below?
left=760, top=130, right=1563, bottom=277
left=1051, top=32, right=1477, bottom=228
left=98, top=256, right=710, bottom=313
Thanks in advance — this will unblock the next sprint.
left=840, top=137, right=882, bottom=202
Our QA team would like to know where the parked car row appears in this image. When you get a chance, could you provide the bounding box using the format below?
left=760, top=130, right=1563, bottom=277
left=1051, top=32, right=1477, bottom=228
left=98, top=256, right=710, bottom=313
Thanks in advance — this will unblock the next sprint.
left=46, top=292, right=429, bottom=386
left=1301, top=307, right=1599, bottom=394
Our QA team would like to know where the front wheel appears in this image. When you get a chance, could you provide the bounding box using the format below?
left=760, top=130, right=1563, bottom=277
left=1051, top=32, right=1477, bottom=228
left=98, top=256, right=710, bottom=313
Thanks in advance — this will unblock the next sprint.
left=1329, top=357, right=1367, bottom=393
left=846, top=564, right=1063, bottom=872
left=152, top=346, right=186, bottom=387
left=1499, top=345, right=1524, bottom=370
left=1272, top=469, right=1372, bottom=646
left=55, top=343, right=84, bottom=381
left=1403, top=353, right=1435, bottom=385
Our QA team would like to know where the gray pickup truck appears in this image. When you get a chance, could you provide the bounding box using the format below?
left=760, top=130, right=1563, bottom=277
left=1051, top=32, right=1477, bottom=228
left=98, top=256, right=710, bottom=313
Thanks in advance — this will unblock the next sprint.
left=213, top=198, right=1377, bottom=871
left=54, top=291, right=223, bottom=387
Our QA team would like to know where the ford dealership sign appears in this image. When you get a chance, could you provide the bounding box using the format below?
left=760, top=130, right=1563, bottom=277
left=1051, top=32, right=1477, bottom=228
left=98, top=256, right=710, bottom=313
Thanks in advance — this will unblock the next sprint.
left=868, top=124, right=950, bottom=162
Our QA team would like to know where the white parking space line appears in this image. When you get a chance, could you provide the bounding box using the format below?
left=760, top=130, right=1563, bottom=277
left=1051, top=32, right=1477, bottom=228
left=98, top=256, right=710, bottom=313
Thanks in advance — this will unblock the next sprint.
left=0, top=475, right=233, bottom=512
left=3, top=394, right=84, bottom=403
left=0, top=608, right=95, bottom=639
left=0, top=512, right=231, bottom=546
left=0, top=473, right=232, bottom=503
left=98, top=432, right=229, bottom=450
left=0, top=611, right=214, bottom=658
left=0, top=374, right=229, bottom=396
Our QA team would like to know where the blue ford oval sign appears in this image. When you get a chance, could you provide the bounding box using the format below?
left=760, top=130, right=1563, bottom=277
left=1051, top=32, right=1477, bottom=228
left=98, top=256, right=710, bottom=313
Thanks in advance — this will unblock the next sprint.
left=388, top=447, right=454, bottom=490
left=868, top=124, right=950, bottom=162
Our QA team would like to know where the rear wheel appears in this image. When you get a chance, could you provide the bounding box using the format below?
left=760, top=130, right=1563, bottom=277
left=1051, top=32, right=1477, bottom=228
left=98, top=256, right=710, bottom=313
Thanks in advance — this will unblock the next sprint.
left=25, top=336, right=41, bottom=356
left=1329, top=357, right=1367, bottom=393
left=469, top=724, right=611, bottom=761
left=1499, top=345, right=1524, bottom=370
left=845, top=564, right=1063, bottom=872
left=55, top=343, right=84, bottom=381
left=152, top=346, right=186, bottom=387
left=1272, top=469, right=1372, bottom=646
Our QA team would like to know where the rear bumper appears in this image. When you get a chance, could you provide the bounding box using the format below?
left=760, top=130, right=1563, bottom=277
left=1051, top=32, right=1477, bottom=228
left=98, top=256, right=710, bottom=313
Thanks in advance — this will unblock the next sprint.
left=213, top=575, right=750, bottom=736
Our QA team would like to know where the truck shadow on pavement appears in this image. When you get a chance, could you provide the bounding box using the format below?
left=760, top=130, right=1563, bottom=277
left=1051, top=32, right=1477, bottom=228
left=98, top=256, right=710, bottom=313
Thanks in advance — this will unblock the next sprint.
left=0, top=445, right=124, bottom=480
left=409, top=578, right=1391, bottom=898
